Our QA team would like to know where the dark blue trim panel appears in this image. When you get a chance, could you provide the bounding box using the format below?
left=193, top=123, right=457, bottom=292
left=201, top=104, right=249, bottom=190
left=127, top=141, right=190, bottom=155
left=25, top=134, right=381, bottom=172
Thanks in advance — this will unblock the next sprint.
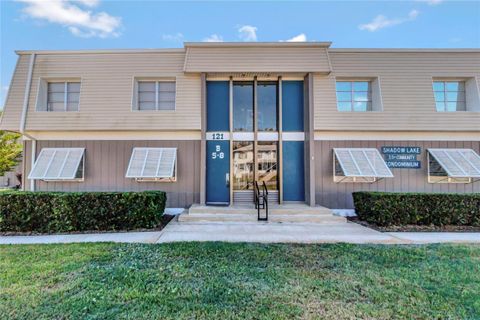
left=282, top=141, right=305, bottom=201
left=207, top=81, right=230, bottom=132
left=282, top=81, right=304, bottom=132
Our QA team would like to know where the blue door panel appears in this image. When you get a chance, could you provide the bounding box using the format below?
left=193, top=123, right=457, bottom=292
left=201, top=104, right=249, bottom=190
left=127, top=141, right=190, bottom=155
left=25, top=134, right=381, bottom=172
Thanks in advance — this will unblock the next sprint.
left=207, top=81, right=230, bottom=132
left=206, top=140, right=230, bottom=204
left=282, top=81, right=304, bottom=132
left=282, top=141, right=305, bottom=201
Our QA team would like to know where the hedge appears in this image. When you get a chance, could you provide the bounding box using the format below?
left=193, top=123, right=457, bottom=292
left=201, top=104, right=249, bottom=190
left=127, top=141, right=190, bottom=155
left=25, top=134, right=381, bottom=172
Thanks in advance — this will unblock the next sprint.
left=353, top=192, right=480, bottom=227
left=0, top=191, right=166, bottom=233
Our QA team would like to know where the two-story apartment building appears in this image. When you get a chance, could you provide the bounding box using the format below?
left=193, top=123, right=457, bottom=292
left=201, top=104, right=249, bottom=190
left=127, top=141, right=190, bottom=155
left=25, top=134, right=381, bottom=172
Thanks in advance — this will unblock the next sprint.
left=1, top=42, right=479, bottom=210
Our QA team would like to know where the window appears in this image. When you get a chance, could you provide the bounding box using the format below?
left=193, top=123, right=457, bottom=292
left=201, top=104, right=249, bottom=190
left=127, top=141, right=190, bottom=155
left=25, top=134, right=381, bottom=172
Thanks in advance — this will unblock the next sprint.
left=47, top=82, right=80, bottom=112
left=28, top=148, right=85, bottom=181
left=433, top=81, right=466, bottom=112
left=137, top=81, right=175, bottom=111
left=126, top=148, right=177, bottom=182
left=257, top=82, right=278, bottom=132
left=336, top=81, right=372, bottom=112
left=233, top=82, right=254, bottom=131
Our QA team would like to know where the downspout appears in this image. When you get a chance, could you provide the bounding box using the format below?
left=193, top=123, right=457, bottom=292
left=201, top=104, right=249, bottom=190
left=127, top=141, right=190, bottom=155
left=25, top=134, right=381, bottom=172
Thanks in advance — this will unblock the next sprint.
left=19, top=53, right=36, bottom=191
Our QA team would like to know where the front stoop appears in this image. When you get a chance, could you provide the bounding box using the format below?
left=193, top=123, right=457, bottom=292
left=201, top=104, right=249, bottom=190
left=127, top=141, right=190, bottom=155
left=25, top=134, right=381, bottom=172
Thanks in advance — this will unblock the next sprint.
left=178, top=204, right=346, bottom=224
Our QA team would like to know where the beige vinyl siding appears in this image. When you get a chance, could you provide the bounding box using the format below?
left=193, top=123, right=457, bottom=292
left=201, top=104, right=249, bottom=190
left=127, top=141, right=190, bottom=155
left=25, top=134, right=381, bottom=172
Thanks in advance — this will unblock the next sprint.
left=315, top=51, right=480, bottom=131
left=19, top=52, right=200, bottom=131
left=185, top=47, right=331, bottom=73
left=0, top=55, right=30, bottom=131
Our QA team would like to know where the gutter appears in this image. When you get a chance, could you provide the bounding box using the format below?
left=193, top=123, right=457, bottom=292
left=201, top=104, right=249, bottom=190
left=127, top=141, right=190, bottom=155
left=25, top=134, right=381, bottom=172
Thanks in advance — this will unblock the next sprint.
left=19, top=53, right=36, bottom=191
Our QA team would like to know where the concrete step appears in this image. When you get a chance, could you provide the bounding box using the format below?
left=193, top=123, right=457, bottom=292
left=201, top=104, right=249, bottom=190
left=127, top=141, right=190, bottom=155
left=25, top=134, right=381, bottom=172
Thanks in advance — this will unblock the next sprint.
left=178, top=213, right=346, bottom=224
left=188, top=204, right=334, bottom=215
left=179, top=203, right=346, bottom=224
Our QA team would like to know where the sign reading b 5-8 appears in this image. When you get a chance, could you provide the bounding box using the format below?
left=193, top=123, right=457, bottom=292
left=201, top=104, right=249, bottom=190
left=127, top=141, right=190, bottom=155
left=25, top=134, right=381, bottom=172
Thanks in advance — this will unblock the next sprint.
left=211, top=145, right=224, bottom=160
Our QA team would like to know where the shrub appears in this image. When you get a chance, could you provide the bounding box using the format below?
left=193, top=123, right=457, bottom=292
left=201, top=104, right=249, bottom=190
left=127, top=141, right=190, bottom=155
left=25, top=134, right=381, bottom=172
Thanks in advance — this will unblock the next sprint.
left=353, top=192, right=480, bottom=227
left=0, top=191, right=166, bottom=233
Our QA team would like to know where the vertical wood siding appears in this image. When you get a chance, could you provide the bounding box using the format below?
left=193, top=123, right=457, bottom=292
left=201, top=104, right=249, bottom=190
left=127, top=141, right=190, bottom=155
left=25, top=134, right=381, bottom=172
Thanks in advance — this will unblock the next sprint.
left=24, top=140, right=200, bottom=208
left=315, top=51, right=480, bottom=131
left=315, top=140, right=480, bottom=209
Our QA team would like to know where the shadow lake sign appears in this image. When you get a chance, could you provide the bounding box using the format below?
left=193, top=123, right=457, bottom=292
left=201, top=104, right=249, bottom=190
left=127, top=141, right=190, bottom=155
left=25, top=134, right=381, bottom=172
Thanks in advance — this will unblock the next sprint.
left=381, top=146, right=421, bottom=169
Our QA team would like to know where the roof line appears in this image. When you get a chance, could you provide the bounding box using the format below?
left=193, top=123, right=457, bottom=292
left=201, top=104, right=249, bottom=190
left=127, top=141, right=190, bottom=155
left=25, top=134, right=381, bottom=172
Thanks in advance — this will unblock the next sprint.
left=184, top=41, right=332, bottom=48
left=15, top=48, right=186, bottom=55
left=329, top=48, right=480, bottom=53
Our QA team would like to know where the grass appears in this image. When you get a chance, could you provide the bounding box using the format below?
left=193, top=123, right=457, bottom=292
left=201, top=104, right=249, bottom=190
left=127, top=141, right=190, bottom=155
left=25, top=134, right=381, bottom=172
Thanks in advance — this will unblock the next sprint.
left=1, top=243, right=479, bottom=319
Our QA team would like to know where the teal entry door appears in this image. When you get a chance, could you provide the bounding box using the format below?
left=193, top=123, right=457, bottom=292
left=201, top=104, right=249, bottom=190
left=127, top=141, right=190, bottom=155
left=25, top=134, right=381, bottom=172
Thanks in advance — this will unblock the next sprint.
left=206, top=81, right=230, bottom=205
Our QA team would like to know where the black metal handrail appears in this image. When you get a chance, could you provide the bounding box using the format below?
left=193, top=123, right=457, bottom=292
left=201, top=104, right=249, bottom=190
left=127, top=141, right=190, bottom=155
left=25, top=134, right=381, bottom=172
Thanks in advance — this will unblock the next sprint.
left=253, top=180, right=268, bottom=221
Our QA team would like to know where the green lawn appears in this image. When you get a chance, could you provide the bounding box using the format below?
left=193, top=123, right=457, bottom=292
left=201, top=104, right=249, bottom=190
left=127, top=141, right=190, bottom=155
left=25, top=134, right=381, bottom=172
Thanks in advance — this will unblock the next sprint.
left=1, top=243, right=479, bottom=319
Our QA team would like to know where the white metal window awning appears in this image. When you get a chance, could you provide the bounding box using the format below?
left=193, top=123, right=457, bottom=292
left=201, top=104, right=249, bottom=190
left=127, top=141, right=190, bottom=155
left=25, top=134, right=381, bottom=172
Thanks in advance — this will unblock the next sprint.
left=334, top=148, right=393, bottom=182
left=428, top=149, right=480, bottom=178
left=126, top=147, right=177, bottom=181
left=28, top=148, right=85, bottom=180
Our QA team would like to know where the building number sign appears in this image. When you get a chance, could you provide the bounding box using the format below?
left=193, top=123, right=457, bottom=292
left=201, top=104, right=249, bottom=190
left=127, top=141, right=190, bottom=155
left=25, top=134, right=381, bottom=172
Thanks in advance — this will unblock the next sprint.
left=212, top=133, right=225, bottom=140
left=211, top=145, right=225, bottom=160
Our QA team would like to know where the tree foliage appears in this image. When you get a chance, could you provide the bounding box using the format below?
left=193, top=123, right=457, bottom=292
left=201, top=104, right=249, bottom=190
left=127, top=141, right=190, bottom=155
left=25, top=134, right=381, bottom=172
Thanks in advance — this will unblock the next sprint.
left=0, top=130, right=22, bottom=177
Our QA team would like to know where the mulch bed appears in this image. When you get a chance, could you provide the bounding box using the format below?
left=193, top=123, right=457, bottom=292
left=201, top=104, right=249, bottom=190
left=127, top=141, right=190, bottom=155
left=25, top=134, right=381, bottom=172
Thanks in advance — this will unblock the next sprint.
left=349, top=217, right=480, bottom=232
left=0, top=214, right=175, bottom=236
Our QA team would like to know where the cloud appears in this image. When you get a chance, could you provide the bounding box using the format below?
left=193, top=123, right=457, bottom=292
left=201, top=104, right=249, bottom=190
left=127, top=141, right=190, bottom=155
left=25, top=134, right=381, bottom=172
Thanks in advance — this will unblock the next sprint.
left=73, top=0, right=99, bottom=6
left=162, top=33, right=184, bottom=42
left=16, top=0, right=122, bottom=38
left=416, top=0, right=443, bottom=5
left=286, top=33, right=307, bottom=42
left=203, top=34, right=223, bottom=42
left=238, top=25, right=257, bottom=41
left=359, top=9, right=420, bottom=32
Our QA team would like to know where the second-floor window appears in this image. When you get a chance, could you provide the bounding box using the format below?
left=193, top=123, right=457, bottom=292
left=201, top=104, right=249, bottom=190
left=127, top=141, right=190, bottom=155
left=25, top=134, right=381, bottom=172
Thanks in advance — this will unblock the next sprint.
left=137, top=81, right=176, bottom=111
left=336, top=81, right=372, bottom=112
left=433, top=81, right=466, bottom=112
left=47, top=82, right=80, bottom=112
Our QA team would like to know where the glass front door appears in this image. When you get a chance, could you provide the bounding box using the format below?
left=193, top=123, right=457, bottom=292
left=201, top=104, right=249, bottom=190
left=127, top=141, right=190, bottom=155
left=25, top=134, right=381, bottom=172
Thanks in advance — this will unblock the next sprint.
left=257, top=141, right=278, bottom=190
left=232, top=79, right=279, bottom=203
left=232, top=141, right=254, bottom=191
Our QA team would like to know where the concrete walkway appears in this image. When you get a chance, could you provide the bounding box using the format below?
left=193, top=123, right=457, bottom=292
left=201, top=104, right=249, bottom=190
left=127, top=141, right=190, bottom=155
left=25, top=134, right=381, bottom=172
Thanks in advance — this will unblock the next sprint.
left=1, top=222, right=480, bottom=245
left=0, top=231, right=162, bottom=244
left=156, top=220, right=403, bottom=244
left=387, top=232, right=480, bottom=244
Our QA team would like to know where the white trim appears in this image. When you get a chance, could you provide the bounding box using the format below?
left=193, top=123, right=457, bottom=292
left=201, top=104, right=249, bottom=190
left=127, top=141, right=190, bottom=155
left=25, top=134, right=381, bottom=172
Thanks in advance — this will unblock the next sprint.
left=19, top=53, right=35, bottom=133
left=24, top=131, right=202, bottom=141
left=233, top=132, right=254, bottom=141
left=314, top=131, right=480, bottom=141
left=282, top=132, right=305, bottom=141
left=257, top=132, right=278, bottom=141
left=206, top=132, right=230, bottom=140
left=30, top=140, right=36, bottom=191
